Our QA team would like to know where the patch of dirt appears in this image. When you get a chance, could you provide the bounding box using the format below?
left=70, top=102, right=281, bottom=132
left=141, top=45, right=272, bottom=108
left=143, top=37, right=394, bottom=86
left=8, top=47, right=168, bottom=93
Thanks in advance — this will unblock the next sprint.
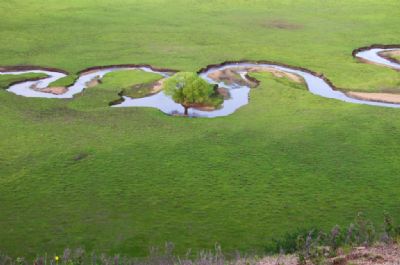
left=73, top=152, right=89, bottom=161
left=217, top=86, right=230, bottom=99
left=258, top=254, right=298, bottom=265
left=29, top=83, right=68, bottom=95
left=208, top=68, right=257, bottom=87
left=207, top=66, right=304, bottom=88
left=257, top=244, right=400, bottom=265
left=124, top=78, right=165, bottom=99
left=345, top=244, right=400, bottom=265
left=191, top=103, right=217, bottom=112
left=39, top=86, right=68, bottom=95
left=245, top=66, right=304, bottom=84
left=262, top=19, right=303, bottom=30
left=379, top=50, right=400, bottom=64
left=346, top=91, right=400, bottom=104
left=150, top=78, right=165, bottom=94
left=80, top=69, right=100, bottom=76
left=85, top=76, right=101, bottom=88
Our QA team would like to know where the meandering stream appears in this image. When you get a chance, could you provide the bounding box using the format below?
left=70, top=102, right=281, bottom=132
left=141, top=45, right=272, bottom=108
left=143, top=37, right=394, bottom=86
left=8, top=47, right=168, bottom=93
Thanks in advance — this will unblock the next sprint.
left=1, top=46, right=399, bottom=117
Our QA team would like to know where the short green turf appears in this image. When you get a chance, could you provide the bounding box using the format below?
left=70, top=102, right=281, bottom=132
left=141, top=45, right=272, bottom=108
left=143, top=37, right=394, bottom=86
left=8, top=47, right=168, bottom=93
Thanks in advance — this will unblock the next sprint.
left=392, top=54, right=400, bottom=62
left=49, top=75, right=78, bottom=88
left=1, top=0, right=400, bottom=259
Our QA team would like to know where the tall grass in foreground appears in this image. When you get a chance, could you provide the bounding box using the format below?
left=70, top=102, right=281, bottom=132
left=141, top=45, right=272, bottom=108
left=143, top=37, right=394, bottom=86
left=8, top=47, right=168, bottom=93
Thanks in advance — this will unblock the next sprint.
left=1, top=212, right=399, bottom=265
left=0, top=244, right=259, bottom=265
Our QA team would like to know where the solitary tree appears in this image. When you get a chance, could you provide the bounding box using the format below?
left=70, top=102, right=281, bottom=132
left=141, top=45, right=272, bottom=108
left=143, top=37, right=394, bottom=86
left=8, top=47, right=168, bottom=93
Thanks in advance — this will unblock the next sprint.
left=163, top=72, right=222, bottom=115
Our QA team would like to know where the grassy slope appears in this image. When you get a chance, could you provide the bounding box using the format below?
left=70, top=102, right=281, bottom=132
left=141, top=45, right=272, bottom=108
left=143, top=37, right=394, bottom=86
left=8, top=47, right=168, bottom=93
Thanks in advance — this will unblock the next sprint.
left=1, top=0, right=400, bottom=91
left=1, top=0, right=400, bottom=258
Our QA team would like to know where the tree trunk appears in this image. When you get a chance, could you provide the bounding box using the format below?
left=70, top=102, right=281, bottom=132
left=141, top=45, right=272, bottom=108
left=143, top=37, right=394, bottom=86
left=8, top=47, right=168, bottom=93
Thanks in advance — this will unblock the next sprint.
left=183, top=105, right=189, bottom=116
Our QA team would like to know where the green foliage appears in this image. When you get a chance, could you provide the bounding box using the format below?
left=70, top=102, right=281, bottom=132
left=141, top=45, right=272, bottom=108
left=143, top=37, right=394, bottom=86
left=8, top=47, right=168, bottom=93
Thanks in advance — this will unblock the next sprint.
left=383, top=211, right=394, bottom=242
left=354, top=212, right=376, bottom=246
left=163, top=72, right=222, bottom=114
left=296, top=236, right=306, bottom=265
left=292, top=212, right=400, bottom=264
left=266, top=228, right=315, bottom=254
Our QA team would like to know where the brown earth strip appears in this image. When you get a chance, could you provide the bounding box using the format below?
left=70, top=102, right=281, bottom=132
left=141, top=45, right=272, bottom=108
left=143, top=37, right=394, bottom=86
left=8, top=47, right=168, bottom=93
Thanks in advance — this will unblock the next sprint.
left=246, top=66, right=304, bottom=83
left=85, top=76, right=102, bottom=88
left=191, top=103, right=217, bottom=112
left=207, top=68, right=257, bottom=87
left=150, top=78, right=165, bottom=94
left=346, top=91, right=400, bottom=104
left=258, top=244, right=400, bottom=265
left=379, top=50, right=400, bottom=64
left=217, top=86, right=230, bottom=99
left=39, top=86, right=68, bottom=95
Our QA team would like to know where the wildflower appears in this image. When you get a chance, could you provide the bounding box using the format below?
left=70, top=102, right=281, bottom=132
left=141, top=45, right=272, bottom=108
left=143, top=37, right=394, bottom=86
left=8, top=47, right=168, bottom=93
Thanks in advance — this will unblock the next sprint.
left=55, top=255, right=60, bottom=262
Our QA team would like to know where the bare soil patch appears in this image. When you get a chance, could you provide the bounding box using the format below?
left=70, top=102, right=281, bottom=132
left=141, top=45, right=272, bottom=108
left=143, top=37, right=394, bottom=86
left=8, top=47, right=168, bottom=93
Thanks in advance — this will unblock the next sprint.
left=123, top=78, right=165, bottom=99
left=29, top=82, right=68, bottom=95
left=217, top=86, right=230, bottom=99
left=346, top=91, right=400, bottom=104
left=191, top=103, right=217, bottom=112
left=379, top=50, right=400, bottom=64
left=245, top=66, right=304, bottom=84
left=207, top=66, right=304, bottom=88
left=258, top=244, right=400, bottom=265
left=208, top=68, right=256, bottom=87
left=86, top=76, right=101, bottom=88
left=262, top=19, right=303, bottom=30
left=344, top=244, right=400, bottom=265
left=39, top=86, right=68, bottom=95
left=150, top=78, right=165, bottom=94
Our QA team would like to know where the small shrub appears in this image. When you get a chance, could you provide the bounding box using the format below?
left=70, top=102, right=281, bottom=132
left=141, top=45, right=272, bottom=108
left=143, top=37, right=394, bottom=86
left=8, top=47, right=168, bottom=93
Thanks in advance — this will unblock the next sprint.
left=354, top=212, right=376, bottom=246
left=266, top=228, right=316, bottom=254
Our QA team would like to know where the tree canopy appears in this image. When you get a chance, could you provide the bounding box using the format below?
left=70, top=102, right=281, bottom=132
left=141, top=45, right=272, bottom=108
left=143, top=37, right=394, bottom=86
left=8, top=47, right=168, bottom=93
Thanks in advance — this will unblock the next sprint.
left=163, top=72, right=223, bottom=115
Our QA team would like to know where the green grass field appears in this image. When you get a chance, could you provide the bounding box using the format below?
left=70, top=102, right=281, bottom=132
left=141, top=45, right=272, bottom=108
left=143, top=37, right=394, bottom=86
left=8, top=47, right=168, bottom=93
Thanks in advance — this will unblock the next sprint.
left=392, top=54, right=400, bottom=62
left=1, top=0, right=400, bottom=258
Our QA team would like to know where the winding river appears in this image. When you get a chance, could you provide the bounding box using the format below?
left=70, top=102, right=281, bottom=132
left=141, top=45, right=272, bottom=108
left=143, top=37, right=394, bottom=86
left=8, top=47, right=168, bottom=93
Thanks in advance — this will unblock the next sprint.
left=0, top=46, right=399, bottom=117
